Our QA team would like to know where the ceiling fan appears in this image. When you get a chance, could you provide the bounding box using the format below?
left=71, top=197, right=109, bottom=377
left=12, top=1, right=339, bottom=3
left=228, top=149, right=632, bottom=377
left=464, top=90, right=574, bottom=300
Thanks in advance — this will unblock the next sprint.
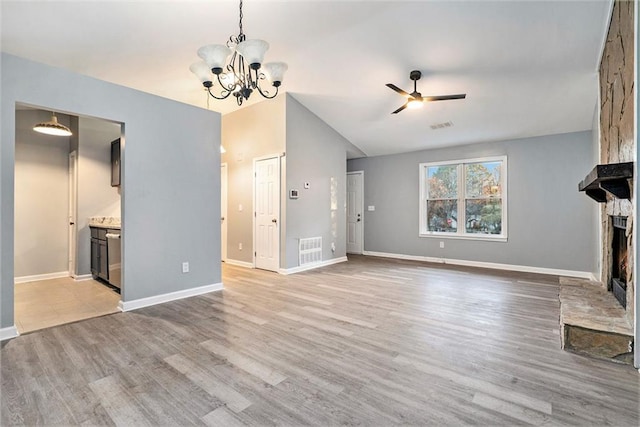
left=386, top=70, right=466, bottom=114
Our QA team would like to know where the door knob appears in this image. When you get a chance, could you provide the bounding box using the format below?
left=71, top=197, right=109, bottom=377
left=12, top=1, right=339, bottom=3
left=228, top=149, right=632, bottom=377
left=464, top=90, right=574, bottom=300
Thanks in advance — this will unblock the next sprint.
left=357, top=218, right=361, bottom=222
left=69, top=222, right=75, bottom=225
left=221, top=217, right=225, bottom=221
left=272, top=218, right=277, bottom=223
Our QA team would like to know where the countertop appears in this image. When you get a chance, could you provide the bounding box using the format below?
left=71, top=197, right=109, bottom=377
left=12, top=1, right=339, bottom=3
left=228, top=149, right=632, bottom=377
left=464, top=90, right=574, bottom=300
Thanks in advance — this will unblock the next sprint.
left=88, top=216, right=121, bottom=229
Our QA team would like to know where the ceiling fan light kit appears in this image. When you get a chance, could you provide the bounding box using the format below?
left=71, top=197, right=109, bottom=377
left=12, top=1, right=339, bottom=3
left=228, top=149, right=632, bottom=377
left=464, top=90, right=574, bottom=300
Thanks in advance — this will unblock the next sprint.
left=387, top=70, right=466, bottom=114
left=190, top=0, right=288, bottom=106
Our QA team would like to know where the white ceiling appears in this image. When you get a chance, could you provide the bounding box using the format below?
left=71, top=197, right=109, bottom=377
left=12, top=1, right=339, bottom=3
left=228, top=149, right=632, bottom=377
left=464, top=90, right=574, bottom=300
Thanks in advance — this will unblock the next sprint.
left=1, top=0, right=611, bottom=157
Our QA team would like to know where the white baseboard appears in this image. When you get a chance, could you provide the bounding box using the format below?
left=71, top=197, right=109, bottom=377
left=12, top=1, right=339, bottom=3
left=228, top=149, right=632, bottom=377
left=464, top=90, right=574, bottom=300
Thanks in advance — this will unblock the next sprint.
left=224, top=259, right=254, bottom=269
left=362, top=251, right=593, bottom=279
left=0, top=326, right=19, bottom=341
left=74, top=274, right=93, bottom=281
left=118, top=282, right=224, bottom=312
left=280, top=256, right=348, bottom=275
left=14, top=271, right=69, bottom=284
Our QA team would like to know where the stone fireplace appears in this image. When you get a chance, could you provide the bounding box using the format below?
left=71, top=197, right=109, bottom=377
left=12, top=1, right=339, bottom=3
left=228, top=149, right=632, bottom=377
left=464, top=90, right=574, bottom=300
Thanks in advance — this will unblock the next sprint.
left=597, top=0, right=635, bottom=327
left=562, top=0, right=635, bottom=363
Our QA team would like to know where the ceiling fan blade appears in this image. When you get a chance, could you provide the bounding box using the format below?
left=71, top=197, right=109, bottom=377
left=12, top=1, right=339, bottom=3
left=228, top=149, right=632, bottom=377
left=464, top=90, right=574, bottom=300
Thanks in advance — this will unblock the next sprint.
left=386, top=83, right=411, bottom=97
left=423, top=94, right=466, bottom=102
left=391, top=103, right=408, bottom=114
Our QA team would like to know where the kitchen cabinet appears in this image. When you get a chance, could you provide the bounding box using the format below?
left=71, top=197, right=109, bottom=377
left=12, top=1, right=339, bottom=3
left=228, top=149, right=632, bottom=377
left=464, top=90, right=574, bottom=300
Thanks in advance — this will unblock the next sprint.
left=90, top=226, right=116, bottom=285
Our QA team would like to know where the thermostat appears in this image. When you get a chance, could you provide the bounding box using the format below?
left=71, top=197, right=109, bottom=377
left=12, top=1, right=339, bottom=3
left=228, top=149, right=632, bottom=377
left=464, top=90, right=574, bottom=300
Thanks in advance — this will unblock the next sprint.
left=289, top=189, right=299, bottom=199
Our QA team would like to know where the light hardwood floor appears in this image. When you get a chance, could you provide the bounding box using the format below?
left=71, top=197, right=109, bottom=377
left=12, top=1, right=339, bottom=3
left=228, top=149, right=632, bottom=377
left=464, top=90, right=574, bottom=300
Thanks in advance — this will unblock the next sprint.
left=2, top=255, right=639, bottom=426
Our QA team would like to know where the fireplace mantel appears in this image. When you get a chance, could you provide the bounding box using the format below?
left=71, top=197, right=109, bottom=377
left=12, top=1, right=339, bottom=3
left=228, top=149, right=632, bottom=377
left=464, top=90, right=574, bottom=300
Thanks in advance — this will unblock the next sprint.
left=578, top=162, right=633, bottom=202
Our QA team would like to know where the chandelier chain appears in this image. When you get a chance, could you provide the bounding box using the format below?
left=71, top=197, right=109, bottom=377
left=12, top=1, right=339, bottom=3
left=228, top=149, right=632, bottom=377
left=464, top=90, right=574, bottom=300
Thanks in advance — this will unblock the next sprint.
left=238, top=0, right=244, bottom=38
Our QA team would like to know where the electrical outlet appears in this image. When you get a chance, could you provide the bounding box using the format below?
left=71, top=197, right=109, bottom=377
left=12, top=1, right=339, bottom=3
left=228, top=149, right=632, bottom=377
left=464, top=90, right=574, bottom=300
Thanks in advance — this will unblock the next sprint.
left=238, top=204, right=243, bottom=212
left=182, top=262, right=189, bottom=273
left=239, top=243, right=243, bottom=250
left=439, top=241, right=445, bottom=249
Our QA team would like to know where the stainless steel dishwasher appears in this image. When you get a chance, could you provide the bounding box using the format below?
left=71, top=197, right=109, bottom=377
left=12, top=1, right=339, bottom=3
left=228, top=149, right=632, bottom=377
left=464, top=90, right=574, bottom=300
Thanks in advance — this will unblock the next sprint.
left=105, top=230, right=121, bottom=289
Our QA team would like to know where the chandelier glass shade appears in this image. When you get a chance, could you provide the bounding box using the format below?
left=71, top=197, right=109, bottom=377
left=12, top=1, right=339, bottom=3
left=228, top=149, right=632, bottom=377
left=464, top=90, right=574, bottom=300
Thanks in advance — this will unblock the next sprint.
left=190, top=0, right=287, bottom=106
left=33, top=112, right=73, bottom=136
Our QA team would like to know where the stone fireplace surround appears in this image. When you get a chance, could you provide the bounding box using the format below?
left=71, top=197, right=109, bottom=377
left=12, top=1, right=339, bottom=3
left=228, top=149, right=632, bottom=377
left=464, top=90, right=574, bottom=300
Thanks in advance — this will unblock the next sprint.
left=559, top=0, right=635, bottom=364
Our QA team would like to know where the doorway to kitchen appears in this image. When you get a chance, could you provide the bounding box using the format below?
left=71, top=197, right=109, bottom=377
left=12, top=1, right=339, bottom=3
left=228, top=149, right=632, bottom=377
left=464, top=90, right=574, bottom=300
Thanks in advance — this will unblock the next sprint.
left=13, top=105, right=122, bottom=333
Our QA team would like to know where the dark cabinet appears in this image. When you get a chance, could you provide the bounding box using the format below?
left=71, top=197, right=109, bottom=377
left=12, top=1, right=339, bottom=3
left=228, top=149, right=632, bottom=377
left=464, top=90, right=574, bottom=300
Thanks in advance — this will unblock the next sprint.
left=90, top=227, right=114, bottom=283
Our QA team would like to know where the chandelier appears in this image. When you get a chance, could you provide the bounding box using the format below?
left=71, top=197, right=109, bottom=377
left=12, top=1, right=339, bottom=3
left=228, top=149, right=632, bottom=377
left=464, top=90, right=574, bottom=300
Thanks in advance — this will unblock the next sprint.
left=190, top=0, right=288, bottom=106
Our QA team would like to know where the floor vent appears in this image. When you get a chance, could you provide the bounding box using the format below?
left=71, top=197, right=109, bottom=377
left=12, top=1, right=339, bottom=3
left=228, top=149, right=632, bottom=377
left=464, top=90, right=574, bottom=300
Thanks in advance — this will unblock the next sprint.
left=299, top=237, right=322, bottom=266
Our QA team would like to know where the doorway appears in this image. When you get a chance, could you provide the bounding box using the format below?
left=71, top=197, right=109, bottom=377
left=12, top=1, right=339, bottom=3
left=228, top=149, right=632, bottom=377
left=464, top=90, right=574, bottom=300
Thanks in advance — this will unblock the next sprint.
left=254, top=155, right=280, bottom=272
left=347, top=171, right=364, bottom=254
left=14, top=106, right=121, bottom=333
left=221, top=163, right=228, bottom=262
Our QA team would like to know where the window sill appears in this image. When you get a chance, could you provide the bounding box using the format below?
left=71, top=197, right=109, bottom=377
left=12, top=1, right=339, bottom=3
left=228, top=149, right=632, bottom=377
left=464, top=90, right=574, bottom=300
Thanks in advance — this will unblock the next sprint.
left=419, top=232, right=508, bottom=243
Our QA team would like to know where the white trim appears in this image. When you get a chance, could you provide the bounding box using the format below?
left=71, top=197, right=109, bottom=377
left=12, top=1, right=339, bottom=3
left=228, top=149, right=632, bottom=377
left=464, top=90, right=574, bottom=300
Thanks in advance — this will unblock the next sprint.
left=14, top=271, right=68, bottom=284
left=224, top=259, right=254, bottom=269
left=118, top=282, right=223, bottom=312
left=279, top=256, right=348, bottom=275
left=0, top=326, right=19, bottom=341
left=74, top=274, right=93, bottom=281
left=362, top=251, right=593, bottom=279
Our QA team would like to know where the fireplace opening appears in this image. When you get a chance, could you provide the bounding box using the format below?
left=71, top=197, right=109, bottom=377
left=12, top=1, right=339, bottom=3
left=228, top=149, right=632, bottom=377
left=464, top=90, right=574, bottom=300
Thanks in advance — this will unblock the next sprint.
left=610, top=216, right=628, bottom=308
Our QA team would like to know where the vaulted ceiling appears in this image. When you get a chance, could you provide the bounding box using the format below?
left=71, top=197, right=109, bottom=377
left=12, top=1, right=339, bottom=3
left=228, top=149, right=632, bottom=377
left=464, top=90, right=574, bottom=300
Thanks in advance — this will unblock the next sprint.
left=1, top=0, right=612, bottom=157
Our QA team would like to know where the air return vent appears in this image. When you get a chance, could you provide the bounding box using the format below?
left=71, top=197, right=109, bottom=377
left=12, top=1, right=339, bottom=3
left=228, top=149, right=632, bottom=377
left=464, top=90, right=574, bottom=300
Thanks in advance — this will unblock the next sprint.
left=299, top=237, right=322, bottom=266
left=430, top=121, right=453, bottom=130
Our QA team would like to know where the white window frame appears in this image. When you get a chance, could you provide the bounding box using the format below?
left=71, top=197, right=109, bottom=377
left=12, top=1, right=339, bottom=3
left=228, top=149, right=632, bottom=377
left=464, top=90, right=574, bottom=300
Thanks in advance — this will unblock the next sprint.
left=419, top=156, right=507, bottom=242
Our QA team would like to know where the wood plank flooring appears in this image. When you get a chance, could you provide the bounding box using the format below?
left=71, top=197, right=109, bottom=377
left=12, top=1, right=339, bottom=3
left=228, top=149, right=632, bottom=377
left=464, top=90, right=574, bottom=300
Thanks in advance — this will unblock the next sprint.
left=2, top=255, right=639, bottom=426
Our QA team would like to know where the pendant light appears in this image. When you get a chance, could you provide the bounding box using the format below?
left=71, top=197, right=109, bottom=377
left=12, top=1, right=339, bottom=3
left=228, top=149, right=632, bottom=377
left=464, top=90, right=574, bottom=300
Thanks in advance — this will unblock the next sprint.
left=33, top=112, right=72, bottom=136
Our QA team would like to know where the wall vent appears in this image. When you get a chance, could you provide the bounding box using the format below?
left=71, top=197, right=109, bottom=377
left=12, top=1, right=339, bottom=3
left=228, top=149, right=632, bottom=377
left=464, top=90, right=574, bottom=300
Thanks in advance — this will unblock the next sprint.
left=299, top=237, right=322, bottom=266
left=430, top=121, right=453, bottom=130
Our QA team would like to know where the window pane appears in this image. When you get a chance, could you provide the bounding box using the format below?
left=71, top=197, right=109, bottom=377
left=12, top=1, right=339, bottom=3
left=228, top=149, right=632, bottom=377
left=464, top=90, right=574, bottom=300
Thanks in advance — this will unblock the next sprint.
left=427, top=165, right=457, bottom=199
left=465, top=199, right=502, bottom=234
left=465, top=161, right=501, bottom=198
left=427, top=200, right=457, bottom=232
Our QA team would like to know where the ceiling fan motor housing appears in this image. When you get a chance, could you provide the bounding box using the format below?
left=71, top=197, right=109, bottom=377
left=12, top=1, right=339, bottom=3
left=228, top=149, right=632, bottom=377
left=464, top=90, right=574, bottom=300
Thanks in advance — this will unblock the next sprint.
left=410, top=70, right=422, bottom=81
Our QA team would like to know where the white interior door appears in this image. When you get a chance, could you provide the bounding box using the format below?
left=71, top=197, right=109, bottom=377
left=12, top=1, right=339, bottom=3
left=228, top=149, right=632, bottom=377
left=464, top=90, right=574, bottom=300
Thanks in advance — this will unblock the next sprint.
left=254, top=156, right=280, bottom=272
left=221, top=163, right=228, bottom=262
left=347, top=171, right=364, bottom=254
left=68, top=151, right=78, bottom=277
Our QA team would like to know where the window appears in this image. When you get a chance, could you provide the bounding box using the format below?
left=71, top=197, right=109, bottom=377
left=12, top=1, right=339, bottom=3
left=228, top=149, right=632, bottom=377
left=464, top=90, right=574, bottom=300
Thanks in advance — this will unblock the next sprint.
left=419, top=156, right=507, bottom=241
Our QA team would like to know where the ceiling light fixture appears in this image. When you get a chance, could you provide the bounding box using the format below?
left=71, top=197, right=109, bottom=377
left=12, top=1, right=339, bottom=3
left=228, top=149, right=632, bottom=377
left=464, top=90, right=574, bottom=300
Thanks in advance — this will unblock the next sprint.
left=33, top=112, right=72, bottom=136
left=190, top=0, right=287, bottom=106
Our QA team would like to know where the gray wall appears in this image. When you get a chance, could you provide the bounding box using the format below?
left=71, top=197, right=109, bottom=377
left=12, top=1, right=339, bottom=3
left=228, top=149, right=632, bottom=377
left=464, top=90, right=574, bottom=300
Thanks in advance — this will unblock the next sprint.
left=1, top=53, right=221, bottom=329
left=348, top=131, right=596, bottom=273
left=76, top=116, right=122, bottom=276
left=285, top=96, right=348, bottom=269
left=221, top=96, right=286, bottom=265
left=14, top=110, right=71, bottom=277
